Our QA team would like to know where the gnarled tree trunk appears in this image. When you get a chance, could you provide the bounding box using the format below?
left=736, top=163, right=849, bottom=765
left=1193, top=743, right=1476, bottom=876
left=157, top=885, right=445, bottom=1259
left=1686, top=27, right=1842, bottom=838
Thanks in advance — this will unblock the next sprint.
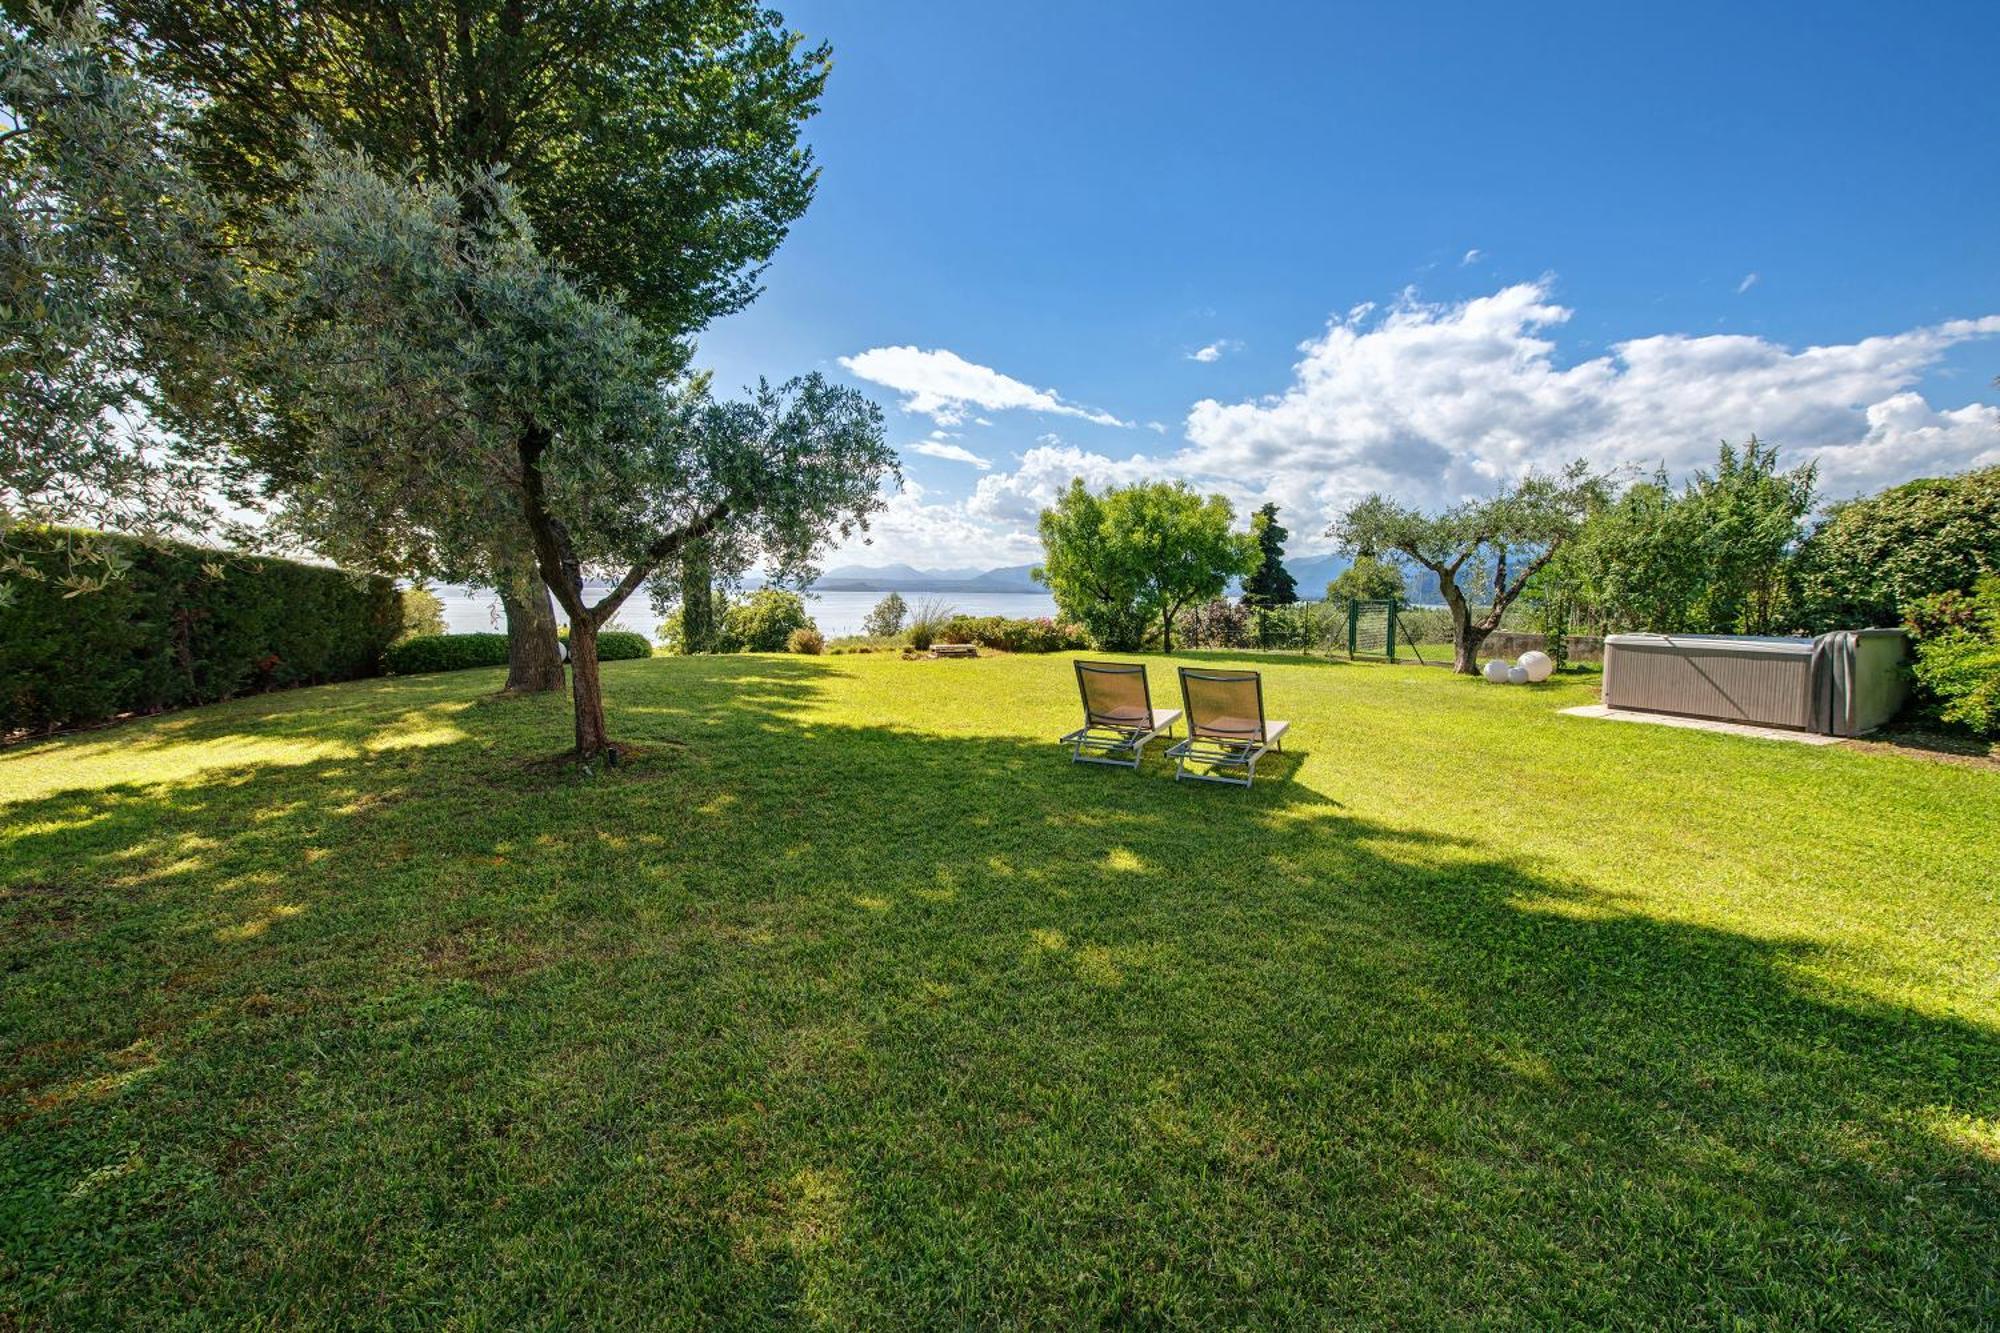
left=565, top=616, right=611, bottom=757
left=498, top=566, right=565, bottom=693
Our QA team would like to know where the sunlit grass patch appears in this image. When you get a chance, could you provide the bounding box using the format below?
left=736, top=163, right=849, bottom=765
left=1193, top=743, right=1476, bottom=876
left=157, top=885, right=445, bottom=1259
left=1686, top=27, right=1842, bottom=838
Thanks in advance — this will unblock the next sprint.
left=0, top=650, right=1995, bottom=1326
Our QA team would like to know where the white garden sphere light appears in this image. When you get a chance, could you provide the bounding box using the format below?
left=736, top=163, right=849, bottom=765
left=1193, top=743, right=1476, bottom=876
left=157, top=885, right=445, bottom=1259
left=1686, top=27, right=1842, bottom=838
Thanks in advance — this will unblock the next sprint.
left=1482, top=659, right=1510, bottom=683
left=1518, top=650, right=1555, bottom=683
left=1507, top=664, right=1530, bottom=685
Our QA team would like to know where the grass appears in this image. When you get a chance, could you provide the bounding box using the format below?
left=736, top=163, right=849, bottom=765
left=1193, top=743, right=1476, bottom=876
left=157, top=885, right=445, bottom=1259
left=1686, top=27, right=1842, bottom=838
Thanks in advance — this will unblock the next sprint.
left=1, top=651, right=1995, bottom=1328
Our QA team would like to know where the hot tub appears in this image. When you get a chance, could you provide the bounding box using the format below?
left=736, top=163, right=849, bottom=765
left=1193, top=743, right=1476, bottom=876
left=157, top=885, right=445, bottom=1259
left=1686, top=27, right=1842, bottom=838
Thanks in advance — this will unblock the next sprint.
left=1601, top=630, right=1907, bottom=736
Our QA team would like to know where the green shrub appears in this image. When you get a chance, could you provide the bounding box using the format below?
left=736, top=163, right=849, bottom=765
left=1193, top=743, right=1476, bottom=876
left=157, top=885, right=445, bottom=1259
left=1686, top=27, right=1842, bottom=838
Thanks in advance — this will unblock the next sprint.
left=722, top=589, right=814, bottom=653
left=787, top=627, right=825, bottom=655
left=1796, top=466, right=2000, bottom=629
left=0, top=527, right=399, bottom=733
left=1905, top=576, right=2000, bottom=736
left=934, top=614, right=1087, bottom=653
left=385, top=633, right=511, bottom=675
left=862, top=592, right=907, bottom=638
left=594, top=630, right=653, bottom=661
left=1253, top=601, right=1340, bottom=651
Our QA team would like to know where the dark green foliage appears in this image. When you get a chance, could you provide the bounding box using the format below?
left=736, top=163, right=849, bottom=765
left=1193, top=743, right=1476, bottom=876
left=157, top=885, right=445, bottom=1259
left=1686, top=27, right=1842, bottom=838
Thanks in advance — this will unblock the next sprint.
left=0, top=528, right=396, bottom=732
left=384, top=633, right=511, bottom=675
left=1795, top=466, right=2000, bottom=630
left=935, top=615, right=1087, bottom=653
left=720, top=588, right=813, bottom=653
left=594, top=631, right=653, bottom=661
left=1240, top=503, right=1297, bottom=607
left=1904, top=576, right=2000, bottom=736
left=1251, top=601, right=1342, bottom=651
left=103, top=0, right=831, bottom=342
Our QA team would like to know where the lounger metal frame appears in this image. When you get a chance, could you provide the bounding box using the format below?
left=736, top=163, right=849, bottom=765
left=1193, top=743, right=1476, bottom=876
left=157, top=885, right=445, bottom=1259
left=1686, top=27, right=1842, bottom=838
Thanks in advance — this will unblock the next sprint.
left=1060, top=661, right=1179, bottom=769
left=1166, top=667, right=1285, bottom=787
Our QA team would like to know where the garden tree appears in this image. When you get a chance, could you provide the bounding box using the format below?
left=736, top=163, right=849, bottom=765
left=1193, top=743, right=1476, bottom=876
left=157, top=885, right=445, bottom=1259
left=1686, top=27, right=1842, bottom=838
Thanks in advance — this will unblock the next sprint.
left=1036, top=479, right=1259, bottom=653
left=98, top=0, right=832, bottom=690
left=1794, top=465, right=2000, bottom=630
left=1681, top=437, right=1815, bottom=634
left=1327, top=556, right=1407, bottom=604
left=665, top=546, right=722, bottom=654
left=863, top=591, right=908, bottom=638
left=247, top=152, right=893, bottom=758
left=0, top=17, right=250, bottom=598
left=1332, top=462, right=1611, bottom=674
left=1239, top=503, right=1297, bottom=607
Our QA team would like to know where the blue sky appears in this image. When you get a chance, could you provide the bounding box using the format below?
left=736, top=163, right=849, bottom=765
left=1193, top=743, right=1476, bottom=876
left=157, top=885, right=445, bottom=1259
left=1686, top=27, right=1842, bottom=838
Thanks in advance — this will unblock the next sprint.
left=696, top=1, right=2000, bottom=569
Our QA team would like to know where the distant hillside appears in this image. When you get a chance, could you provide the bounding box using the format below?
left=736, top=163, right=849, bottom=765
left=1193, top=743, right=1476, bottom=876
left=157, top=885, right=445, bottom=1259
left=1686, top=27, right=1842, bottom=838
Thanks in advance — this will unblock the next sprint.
left=807, top=562, right=1043, bottom=593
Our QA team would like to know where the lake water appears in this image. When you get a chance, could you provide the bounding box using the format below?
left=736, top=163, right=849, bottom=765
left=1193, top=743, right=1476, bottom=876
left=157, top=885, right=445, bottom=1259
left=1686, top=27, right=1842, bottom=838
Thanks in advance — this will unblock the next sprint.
left=431, top=584, right=1056, bottom=640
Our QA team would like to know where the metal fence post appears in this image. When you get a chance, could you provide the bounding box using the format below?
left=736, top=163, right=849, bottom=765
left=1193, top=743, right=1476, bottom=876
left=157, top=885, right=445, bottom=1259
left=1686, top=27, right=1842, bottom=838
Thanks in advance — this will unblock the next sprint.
left=1386, top=597, right=1398, bottom=663
left=1346, top=599, right=1358, bottom=658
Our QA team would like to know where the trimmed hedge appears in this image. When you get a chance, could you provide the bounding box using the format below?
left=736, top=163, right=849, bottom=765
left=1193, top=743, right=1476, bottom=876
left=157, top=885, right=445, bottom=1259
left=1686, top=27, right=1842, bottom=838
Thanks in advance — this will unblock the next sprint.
left=0, top=527, right=399, bottom=733
left=385, top=633, right=510, bottom=675
left=594, top=631, right=653, bottom=661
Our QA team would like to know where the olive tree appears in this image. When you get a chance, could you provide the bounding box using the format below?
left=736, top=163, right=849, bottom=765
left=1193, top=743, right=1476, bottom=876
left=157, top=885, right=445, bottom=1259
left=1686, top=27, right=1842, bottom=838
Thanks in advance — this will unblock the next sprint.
left=0, top=16, right=249, bottom=597
left=1332, top=463, right=1611, bottom=673
left=251, top=154, right=893, bottom=758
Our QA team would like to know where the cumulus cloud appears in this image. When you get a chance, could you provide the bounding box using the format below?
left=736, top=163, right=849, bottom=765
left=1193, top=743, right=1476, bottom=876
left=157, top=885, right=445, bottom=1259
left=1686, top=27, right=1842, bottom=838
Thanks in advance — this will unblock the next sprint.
left=831, top=283, right=2000, bottom=568
left=1187, top=339, right=1240, bottom=363
left=907, top=436, right=992, bottom=470
left=1737, top=272, right=1760, bottom=294
left=837, top=346, right=1129, bottom=427
left=1183, top=282, right=2000, bottom=528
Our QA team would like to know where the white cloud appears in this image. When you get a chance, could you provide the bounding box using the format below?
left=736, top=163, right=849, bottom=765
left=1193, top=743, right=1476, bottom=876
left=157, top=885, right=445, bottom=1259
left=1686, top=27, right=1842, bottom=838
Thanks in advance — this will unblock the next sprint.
left=831, top=283, right=2000, bottom=569
left=1737, top=272, right=1760, bottom=294
left=908, top=438, right=992, bottom=470
left=1461, top=248, right=1484, bottom=266
left=837, top=345, right=1129, bottom=427
left=1183, top=282, right=2000, bottom=533
left=1188, top=339, right=1240, bottom=363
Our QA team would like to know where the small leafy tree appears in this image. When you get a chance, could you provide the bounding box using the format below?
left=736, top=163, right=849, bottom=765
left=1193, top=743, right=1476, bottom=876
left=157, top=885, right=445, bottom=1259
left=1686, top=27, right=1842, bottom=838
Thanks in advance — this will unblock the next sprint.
left=722, top=589, right=814, bottom=653
left=1240, top=503, right=1297, bottom=608
left=863, top=591, right=908, bottom=638
left=1327, top=556, right=1407, bottom=605
left=1036, top=480, right=1258, bottom=652
left=1332, top=463, right=1611, bottom=673
left=399, top=587, right=447, bottom=640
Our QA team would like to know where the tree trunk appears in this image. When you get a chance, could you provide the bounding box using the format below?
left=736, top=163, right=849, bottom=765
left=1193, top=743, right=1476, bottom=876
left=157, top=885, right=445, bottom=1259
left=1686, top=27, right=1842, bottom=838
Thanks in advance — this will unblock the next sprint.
left=1452, top=621, right=1492, bottom=675
left=566, top=616, right=611, bottom=759
left=1160, top=606, right=1174, bottom=654
left=498, top=568, right=565, bottom=693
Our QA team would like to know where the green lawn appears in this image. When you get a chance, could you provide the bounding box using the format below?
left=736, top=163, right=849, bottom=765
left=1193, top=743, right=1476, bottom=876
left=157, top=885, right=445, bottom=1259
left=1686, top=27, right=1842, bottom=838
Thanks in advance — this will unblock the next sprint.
left=2, top=652, right=1995, bottom=1328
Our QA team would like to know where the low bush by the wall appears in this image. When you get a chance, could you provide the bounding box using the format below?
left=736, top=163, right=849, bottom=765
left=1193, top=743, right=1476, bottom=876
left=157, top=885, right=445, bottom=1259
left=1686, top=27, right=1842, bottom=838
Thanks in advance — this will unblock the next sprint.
left=786, top=627, right=825, bottom=655
left=937, top=615, right=1088, bottom=653
left=385, top=633, right=510, bottom=675
left=0, top=527, right=399, bottom=734
left=594, top=631, right=653, bottom=661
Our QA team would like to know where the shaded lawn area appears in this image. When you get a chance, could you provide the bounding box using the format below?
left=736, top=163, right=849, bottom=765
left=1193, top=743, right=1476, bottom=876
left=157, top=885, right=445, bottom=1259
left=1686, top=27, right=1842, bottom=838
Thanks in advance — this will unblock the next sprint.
left=1, top=652, right=1995, bottom=1328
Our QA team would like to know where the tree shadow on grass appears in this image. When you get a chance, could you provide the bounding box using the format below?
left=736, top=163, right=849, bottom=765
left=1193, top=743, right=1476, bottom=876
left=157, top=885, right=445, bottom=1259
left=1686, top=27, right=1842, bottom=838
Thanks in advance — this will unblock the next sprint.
left=0, top=654, right=1994, bottom=1327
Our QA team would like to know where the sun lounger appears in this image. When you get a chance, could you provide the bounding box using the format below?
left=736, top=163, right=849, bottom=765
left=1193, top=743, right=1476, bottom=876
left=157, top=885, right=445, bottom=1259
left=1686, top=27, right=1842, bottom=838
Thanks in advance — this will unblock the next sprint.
left=1166, top=667, right=1289, bottom=787
left=1060, top=660, right=1180, bottom=768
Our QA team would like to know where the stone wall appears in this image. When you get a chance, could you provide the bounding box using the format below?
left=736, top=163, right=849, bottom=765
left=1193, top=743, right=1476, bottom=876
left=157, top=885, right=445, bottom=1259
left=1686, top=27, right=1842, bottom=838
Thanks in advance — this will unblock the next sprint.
left=1481, top=630, right=1607, bottom=664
